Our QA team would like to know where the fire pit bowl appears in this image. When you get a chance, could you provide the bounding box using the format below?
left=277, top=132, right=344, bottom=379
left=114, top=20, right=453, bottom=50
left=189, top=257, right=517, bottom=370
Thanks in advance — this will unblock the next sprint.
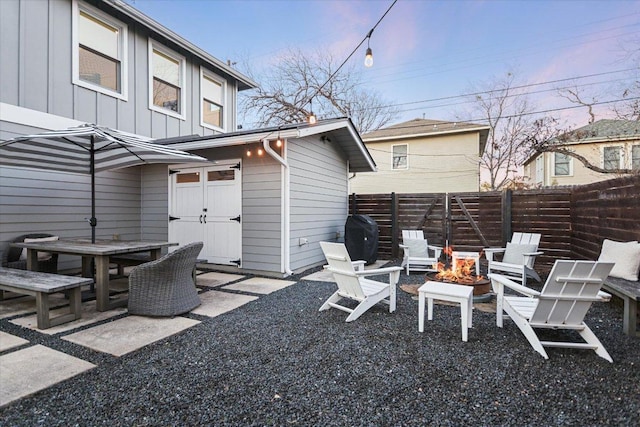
left=425, top=273, right=491, bottom=296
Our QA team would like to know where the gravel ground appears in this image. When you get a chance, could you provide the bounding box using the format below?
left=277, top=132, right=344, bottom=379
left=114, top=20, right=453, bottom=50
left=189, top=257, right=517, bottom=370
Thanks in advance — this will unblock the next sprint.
left=1, top=265, right=639, bottom=426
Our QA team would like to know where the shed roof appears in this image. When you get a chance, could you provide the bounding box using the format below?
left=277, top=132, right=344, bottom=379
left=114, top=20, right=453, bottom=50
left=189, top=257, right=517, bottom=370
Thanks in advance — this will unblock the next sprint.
left=362, top=118, right=490, bottom=155
left=158, top=118, right=377, bottom=173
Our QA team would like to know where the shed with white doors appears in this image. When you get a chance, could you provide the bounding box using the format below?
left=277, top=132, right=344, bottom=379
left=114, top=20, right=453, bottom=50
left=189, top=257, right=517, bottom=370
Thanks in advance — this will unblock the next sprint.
left=160, top=117, right=376, bottom=277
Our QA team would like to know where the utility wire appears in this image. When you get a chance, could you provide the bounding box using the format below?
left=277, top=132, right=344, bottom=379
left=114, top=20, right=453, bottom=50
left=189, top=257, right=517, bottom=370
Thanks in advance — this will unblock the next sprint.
left=304, top=0, right=398, bottom=110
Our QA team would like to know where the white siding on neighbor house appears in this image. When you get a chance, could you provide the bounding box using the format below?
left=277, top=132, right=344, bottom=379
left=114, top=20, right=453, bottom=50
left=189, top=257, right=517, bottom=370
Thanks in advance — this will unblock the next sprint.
left=288, top=136, right=348, bottom=272
left=0, top=0, right=238, bottom=140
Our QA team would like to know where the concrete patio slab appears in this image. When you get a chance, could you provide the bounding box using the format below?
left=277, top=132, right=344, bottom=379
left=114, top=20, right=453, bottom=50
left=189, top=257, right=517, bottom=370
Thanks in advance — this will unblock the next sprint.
left=196, top=272, right=245, bottom=288
left=0, top=344, right=95, bottom=408
left=61, top=315, right=200, bottom=357
left=222, top=277, right=296, bottom=294
left=191, top=290, right=258, bottom=317
left=301, top=260, right=391, bottom=282
left=10, top=300, right=127, bottom=335
left=0, top=331, right=29, bottom=352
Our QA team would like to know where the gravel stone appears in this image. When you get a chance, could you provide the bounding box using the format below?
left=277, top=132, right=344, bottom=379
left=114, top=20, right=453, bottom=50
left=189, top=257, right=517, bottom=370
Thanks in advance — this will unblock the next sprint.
left=1, top=265, right=639, bottom=426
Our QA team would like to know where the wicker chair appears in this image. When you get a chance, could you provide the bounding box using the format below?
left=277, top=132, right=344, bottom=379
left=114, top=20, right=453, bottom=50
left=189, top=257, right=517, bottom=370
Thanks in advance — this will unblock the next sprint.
left=2, top=233, right=59, bottom=273
left=127, top=242, right=203, bottom=317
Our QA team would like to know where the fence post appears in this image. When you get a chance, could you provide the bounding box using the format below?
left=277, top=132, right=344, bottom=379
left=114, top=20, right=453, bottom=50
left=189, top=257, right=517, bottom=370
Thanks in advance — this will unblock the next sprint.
left=391, top=192, right=398, bottom=259
left=351, top=193, right=357, bottom=214
left=501, top=189, right=512, bottom=244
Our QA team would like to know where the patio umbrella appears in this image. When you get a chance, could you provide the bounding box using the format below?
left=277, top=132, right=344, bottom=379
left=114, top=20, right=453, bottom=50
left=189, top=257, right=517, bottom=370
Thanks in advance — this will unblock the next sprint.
left=0, top=123, right=208, bottom=242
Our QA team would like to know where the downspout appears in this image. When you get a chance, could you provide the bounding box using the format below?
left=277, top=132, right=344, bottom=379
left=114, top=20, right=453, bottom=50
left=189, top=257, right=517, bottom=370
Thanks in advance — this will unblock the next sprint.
left=262, top=138, right=293, bottom=276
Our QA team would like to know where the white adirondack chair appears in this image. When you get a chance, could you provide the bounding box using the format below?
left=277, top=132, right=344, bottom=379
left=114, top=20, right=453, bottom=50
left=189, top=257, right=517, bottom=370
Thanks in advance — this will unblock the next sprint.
left=485, top=232, right=543, bottom=286
left=489, top=260, right=615, bottom=361
left=399, top=230, right=442, bottom=275
left=319, top=242, right=402, bottom=322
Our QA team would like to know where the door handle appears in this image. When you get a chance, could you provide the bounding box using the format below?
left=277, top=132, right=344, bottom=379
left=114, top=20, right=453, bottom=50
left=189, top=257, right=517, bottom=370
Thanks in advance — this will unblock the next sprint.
left=199, top=215, right=203, bottom=223
left=203, top=215, right=207, bottom=224
left=230, top=215, right=241, bottom=223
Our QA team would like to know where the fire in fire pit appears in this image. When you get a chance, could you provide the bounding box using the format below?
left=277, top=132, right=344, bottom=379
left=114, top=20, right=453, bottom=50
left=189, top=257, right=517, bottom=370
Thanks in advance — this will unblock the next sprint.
left=426, top=248, right=490, bottom=296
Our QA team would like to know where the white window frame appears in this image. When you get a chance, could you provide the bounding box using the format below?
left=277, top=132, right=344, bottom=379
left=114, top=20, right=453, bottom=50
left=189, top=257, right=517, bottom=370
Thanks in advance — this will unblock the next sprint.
left=632, top=144, right=640, bottom=170
left=602, top=145, right=623, bottom=171
left=148, top=40, right=186, bottom=120
left=391, top=144, right=409, bottom=170
left=200, top=68, right=226, bottom=132
left=552, top=152, right=572, bottom=177
left=535, top=155, right=544, bottom=185
left=71, top=0, right=128, bottom=100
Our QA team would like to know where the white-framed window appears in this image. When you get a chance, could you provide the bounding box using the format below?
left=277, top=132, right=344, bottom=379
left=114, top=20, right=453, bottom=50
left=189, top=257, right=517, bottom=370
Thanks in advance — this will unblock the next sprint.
left=392, top=144, right=408, bottom=170
left=631, top=145, right=640, bottom=170
left=200, top=68, right=225, bottom=131
left=603, top=146, right=622, bottom=171
left=535, top=155, right=544, bottom=184
left=553, top=152, right=572, bottom=176
left=72, top=0, right=128, bottom=100
left=149, top=40, right=186, bottom=119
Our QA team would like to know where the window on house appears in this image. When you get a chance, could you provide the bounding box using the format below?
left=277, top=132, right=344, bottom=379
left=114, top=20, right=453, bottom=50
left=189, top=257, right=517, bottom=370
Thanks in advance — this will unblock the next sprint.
left=632, top=145, right=640, bottom=170
left=201, top=72, right=224, bottom=129
left=553, top=152, right=571, bottom=176
left=149, top=42, right=185, bottom=118
left=73, top=1, right=127, bottom=99
left=535, top=155, right=544, bottom=184
left=603, top=146, right=622, bottom=170
left=392, top=144, right=408, bottom=170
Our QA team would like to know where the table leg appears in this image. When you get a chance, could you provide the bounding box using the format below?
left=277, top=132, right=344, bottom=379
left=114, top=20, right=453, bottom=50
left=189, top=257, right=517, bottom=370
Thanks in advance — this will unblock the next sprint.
left=149, top=248, right=161, bottom=260
left=95, top=255, right=111, bottom=311
left=427, top=297, right=434, bottom=320
left=460, top=299, right=468, bottom=342
left=26, top=249, right=39, bottom=271
left=418, top=292, right=425, bottom=332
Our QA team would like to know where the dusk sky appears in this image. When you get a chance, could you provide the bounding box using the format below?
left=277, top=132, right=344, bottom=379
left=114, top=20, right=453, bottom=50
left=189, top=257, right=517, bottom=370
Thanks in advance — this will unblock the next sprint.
left=128, top=0, right=640, bottom=128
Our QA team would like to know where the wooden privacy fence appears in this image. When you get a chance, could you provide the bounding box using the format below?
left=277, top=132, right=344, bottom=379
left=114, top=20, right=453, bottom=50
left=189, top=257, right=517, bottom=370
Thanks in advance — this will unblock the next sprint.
left=349, top=175, right=640, bottom=276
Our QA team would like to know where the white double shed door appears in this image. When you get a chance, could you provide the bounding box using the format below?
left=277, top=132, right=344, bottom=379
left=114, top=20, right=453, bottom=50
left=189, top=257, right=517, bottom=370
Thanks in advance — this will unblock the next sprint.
left=169, top=160, right=242, bottom=266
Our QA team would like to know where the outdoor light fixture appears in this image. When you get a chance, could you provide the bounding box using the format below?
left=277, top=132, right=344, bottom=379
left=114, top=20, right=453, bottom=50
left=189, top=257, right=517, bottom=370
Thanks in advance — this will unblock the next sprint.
left=246, top=148, right=252, bottom=157
left=276, top=137, right=283, bottom=147
left=307, top=99, right=317, bottom=124
left=364, top=30, right=374, bottom=67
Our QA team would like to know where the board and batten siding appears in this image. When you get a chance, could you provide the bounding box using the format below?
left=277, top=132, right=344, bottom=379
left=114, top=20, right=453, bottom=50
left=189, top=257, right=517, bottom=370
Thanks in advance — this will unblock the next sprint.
left=288, top=136, right=349, bottom=272
left=0, top=0, right=238, bottom=140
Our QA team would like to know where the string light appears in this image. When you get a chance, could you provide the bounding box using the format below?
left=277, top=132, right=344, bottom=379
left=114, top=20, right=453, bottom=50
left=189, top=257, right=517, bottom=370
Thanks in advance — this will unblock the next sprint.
left=308, top=99, right=317, bottom=124
left=364, top=30, right=374, bottom=68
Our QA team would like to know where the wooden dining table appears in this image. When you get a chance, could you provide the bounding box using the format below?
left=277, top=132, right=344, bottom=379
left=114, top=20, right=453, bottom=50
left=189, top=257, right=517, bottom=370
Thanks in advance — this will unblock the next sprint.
left=11, top=239, right=177, bottom=311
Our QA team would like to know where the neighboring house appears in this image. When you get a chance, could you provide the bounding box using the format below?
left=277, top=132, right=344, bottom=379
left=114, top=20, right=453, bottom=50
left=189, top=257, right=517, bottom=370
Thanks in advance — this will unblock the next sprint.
left=523, top=120, right=640, bottom=187
left=349, top=118, right=489, bottom=194
left=0, top=0, right=376, bottom=276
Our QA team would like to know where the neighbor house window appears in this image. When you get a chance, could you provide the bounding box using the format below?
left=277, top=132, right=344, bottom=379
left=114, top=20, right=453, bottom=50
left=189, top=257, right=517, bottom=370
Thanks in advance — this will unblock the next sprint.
left=201, top=70, right=225, bottom=130
left=535, top=155, right=544, bottom=184
left=149, top=41, right=185, bottom=119
left=603, top=146, right=622, bottom=170
left=72, top=0, right=128, bottom=99
left=553, top=152, right=571, bottom=176
left=632, top=145, right=640, bottom=170
left=392, top=144, right=408, bottom=170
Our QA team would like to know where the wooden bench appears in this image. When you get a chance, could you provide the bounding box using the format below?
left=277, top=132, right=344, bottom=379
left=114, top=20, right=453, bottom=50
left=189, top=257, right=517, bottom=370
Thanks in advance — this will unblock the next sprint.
left=602, top=276, right=640, bottom=337
left=110, top=253, right=206, bottom=282
left=0, top=267, right=93, bottom=329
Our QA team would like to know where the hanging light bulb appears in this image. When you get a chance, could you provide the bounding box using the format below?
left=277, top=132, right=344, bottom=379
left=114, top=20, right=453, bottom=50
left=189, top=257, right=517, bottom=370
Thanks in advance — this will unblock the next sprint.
left=246, top=148, right=252, bottom=157
left=276, top=137, right=283, bottom=147
left=364, top=32, right=373, bottom=68
left=307, top=98, right=317, bottom=124
left=257, top=148, right=264, bottom=156
left=364, top=47, right=373, bottom=68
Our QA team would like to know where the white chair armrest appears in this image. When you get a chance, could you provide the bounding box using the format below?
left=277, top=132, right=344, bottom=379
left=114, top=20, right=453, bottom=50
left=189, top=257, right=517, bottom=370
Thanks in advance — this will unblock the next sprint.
left=484, top=247, right=505, bottom=262
left=356, top=266, right=403, bottom=276
left=522, top=251, right=543, bottom=256
left=597, top=290, right=612, bottom=302
left=351, top=260, right=366, bottom=271
left=489, top=273, right=541, bottom=297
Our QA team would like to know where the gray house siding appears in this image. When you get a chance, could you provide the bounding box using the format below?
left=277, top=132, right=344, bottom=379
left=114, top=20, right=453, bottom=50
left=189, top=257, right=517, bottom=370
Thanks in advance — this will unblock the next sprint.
left=0, top=0, right=239, bottom=139
left=288, top=137, right=349, bottom=272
